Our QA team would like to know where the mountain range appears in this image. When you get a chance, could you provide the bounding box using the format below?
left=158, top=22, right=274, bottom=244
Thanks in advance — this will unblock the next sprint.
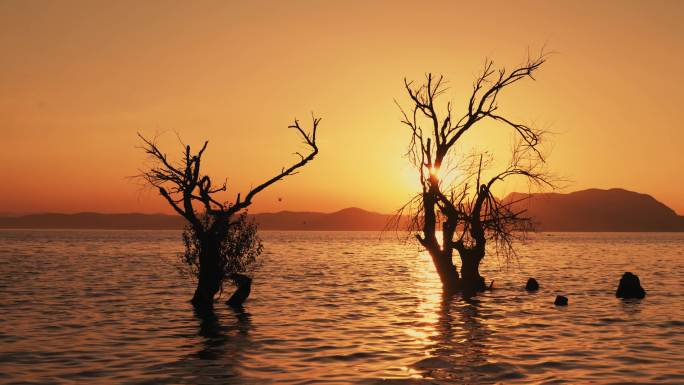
left=0, top=188, right=682, bottom=231
left=504, top=188, right=684, bottom=231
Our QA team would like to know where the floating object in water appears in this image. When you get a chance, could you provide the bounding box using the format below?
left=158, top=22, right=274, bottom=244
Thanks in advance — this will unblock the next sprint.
left=525, top=278, right=539, bottom=291
left=554, top=295, right=568, bottom=306
left=616, top=272, right=646, bottom=299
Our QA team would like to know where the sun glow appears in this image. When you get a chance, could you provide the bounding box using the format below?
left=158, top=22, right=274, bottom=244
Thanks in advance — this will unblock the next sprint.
left=429, top=165, right=439, bottom=178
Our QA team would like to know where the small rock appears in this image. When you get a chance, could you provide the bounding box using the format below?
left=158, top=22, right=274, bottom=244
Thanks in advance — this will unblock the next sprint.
left=616, top=272, right=646, bottom=299
left=554, top=295, right=568, bottom=306
left=525, top=278, right=539, bottom=291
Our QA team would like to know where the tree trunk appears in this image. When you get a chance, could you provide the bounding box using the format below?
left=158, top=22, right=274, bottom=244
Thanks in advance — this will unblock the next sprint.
left=421, top=186, right=461, bottom=293
left=226, top=274, right=252, bottom=308
left=427, top=248, right=460, bottom=294
left=191, top=238, right=222, bottom=309
left=459, top=250, right=485, bottom=297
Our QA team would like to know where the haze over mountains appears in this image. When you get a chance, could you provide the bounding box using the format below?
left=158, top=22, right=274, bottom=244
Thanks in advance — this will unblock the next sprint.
left=1, top=189, right=682, bottom=231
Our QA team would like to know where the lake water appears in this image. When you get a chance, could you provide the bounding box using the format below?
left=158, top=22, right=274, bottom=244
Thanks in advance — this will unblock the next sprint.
left=0, top=230, right=682, bottom=384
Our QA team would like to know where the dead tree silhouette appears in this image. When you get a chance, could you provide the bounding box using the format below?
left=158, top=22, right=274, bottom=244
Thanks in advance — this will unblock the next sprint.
left=139, top=116, right=320, bottom=309
left=395, top=52, right=554, bottom=297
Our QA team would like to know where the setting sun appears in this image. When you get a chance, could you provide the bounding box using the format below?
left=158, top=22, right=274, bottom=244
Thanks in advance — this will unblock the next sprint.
left=429, top=166, right=439, bottom=177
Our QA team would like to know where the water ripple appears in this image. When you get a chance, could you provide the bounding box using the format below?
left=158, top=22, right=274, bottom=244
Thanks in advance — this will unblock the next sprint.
left=0, top=230, right=682, bottom=384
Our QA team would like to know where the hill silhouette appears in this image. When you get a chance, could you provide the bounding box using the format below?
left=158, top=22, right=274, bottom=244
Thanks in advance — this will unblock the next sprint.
left=0, top=208, right=397, bottom=231
left=505, top=188, right=684, bottom=231
left=0, top=189, right=682, bottom=231
left=253, top=207, right=394, bottom=230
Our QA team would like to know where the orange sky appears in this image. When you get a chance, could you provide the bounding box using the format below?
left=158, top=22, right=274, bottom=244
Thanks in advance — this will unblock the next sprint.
left=1, top=1, right=682, bottom=215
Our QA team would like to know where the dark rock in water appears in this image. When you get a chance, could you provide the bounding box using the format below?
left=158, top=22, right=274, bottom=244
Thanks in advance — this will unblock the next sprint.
left=616, top=272, right=646, bottom=299
left=525, top=278, right=539, bottom=291
left=226, top=274, right=252, bottom=308
left=554, top=295, right=568, bottom=306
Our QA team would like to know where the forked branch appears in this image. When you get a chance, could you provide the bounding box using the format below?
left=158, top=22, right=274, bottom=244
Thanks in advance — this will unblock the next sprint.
left=227, top=115, right=320, bottom=215
left=138, top=115, right=321, bottom=223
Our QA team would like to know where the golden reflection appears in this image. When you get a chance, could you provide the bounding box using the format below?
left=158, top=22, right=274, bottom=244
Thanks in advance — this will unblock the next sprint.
left=403, top=250, right=442, bottom=347
left=404, top=247, right=492, bottom=381
left=419, top=297, right=491, bottom=382
left=165, top=306, right=254, bottom=383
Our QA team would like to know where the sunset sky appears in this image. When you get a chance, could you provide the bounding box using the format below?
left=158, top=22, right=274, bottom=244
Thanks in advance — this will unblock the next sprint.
left=1, top=0, right=682, bottom=215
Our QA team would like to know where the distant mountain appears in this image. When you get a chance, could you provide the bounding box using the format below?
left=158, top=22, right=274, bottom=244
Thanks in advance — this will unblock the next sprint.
left=253, top=207, right=396, bottom=230
left=504, top=188, right=684, bottom=231
left=1, top=189, right=681, bottom=231
left=0, top=208, right=400, bottom=231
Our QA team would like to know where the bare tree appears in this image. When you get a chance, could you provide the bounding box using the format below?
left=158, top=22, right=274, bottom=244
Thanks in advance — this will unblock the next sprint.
left=139, top=116, right=320, bottom=309
left=396, top=52, right=554, bottom=296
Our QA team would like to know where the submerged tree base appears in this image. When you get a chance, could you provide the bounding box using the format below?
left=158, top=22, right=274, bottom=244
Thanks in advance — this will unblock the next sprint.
left=443, top=275, right=489, bottom=298
left=190, top=274, right=253, bottom=310
left=191, top=288, right=217, bottom=310
left=226, top=274, right=252, bottom=308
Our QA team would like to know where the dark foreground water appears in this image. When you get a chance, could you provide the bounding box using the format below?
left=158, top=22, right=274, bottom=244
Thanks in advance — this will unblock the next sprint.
left=0, top=230, right=683, bottom=385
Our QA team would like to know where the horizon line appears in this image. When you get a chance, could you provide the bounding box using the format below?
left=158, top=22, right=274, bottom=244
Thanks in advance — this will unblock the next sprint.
left=1, top=187, right=682, bottom=217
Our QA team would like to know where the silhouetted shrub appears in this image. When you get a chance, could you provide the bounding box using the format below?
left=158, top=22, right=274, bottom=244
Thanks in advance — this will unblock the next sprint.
left=180, top=213, right=262, bottom=295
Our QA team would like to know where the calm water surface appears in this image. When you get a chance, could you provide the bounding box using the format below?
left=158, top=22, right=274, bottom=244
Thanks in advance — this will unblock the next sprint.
left=0, top=230, right=682, bottom=384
